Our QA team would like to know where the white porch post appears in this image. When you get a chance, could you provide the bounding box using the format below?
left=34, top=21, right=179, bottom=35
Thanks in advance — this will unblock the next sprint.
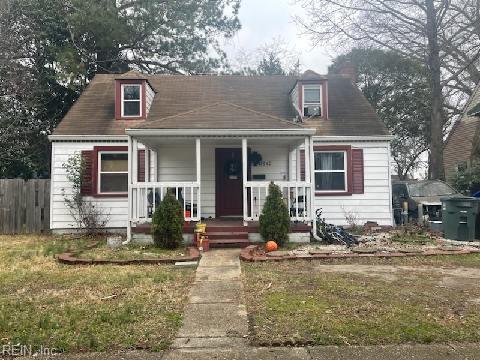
left=132, top=138, right=138, bottom=183
left=242, top=138, right=248, bottom=226
left=144, top=146, right=150, bottom=182
left=304, top=137, right=311, bottom=183
left=150, top=149, right=158, bottom=182
left=296, top=146, right=301, bottom=181
left=126, top=135, right=133, bottom=242
left=196, top=138, right=201, bottom=221
left=289, top=146, right=296, bottom=181
left=308, top=136, right=316, bottom=233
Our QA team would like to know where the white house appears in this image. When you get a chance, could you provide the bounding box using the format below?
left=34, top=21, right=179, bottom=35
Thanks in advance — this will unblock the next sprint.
left=49, top=69, right=393, bottom=245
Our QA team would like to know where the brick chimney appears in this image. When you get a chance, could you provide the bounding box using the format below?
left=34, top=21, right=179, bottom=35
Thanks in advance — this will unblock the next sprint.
left=338, top=61, right=356, bottom=83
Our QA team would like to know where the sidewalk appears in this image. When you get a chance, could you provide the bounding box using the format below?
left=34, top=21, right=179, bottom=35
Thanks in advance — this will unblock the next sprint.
left=26, top=343, right=480, bottom=359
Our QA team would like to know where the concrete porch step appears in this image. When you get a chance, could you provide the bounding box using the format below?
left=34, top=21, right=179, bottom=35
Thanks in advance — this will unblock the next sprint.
left=209, top=239, right=251, bottom=248
left=206, top=232, right=249, bottom=240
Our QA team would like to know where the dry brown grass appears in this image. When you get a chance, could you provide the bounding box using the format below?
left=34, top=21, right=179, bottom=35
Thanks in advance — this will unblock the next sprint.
left=0, top=235, right=195, bottom=352
left=243, top=257, right=480, bottom=346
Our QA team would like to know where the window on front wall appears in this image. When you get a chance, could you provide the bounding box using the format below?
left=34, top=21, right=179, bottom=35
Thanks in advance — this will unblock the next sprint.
left=98, top=152, right=128, bottom=194
left=121, top=84, right=142, bottom=117
left=314, top=151, right=347, bottom=192
left=303, top=85, right=322, bottom=117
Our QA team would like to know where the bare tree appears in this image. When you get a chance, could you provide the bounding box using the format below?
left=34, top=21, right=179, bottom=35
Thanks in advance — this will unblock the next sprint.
left=228, top=37, right=302, bottom=75
left=295, top=0, right=480, bottom=180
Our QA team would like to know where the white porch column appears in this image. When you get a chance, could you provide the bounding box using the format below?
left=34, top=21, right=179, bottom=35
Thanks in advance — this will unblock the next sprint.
left=132, top=138, right=138, bottom=183
left=144, top=145, right=150, bottom=182
left=296, top=147, right=301, bottom=181
left=242, top=138, right=248, bottom=226
left=126, top=135, right=133, bottom=241
left=150, top=149, right=158, bottom=182
left=304, top=137, right=311, bottom=183
left=309, top=136, right=316, bottom=229
left=196, top=138, right=201, bottom=220
left=289, top=146, right=297, bottom=181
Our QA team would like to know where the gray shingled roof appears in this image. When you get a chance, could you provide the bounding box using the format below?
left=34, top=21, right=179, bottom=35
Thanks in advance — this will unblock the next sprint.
left=133, top=102, right=305, bottom=130
left=53, top=73, right=389, bottom=137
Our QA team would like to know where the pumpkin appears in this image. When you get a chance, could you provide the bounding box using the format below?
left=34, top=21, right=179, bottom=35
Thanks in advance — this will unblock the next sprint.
left=265, top=241, right=278, bottom=252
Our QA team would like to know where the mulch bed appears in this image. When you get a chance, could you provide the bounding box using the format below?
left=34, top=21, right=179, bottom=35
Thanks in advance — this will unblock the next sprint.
left=240, top=245, right=480, bottom=262
left=57, top=246, right=200, bottom=265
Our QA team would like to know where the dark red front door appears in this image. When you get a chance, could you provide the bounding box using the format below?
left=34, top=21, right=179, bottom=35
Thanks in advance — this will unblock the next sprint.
left=215, top=148, right=243, bottom=217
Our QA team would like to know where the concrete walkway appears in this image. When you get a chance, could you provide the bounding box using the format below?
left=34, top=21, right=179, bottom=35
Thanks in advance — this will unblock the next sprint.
left=166, top=249, right=248, bottom=357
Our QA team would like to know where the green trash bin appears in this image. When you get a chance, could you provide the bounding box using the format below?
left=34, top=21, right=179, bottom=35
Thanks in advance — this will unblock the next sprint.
left=441, top=197, right=480, bottom=241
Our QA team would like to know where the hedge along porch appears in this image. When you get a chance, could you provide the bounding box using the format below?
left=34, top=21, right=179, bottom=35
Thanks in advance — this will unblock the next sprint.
left=124, top=126, right=316, bottom=242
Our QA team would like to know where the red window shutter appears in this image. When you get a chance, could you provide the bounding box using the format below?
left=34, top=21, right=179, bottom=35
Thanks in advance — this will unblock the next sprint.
left=80, top=150, right=93, bottom=195
left=300, top=149, right=305, bottom=181
left=138, top=150, right=145, bottom=182
left=352, top=149, right=364, bottom=194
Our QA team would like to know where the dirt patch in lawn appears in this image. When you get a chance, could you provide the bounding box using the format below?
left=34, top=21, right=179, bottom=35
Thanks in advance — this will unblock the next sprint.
left=242, top=258, right=480, bottom=346
left=313, top=264, right=480, bottom=284
left=0, top=235, right=195, bottom=353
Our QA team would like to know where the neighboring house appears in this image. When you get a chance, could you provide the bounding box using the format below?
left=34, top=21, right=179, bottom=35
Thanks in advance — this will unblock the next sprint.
left=49, top=69, right=393, bottom=242
left=444, top=83, right=480, bottom=182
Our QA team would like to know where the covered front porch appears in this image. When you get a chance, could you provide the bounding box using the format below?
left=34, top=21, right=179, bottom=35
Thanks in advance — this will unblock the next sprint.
left=125, top=128, right=316, bottom=241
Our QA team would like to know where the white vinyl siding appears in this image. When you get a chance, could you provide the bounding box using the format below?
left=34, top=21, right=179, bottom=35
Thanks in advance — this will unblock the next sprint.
left=50, top=141, right=129, bottom=230
left=146, top=83, right=155, bottom=115
left=51, top=138, right=393, bottom=230
left=312, top=139, right=393, bottom=226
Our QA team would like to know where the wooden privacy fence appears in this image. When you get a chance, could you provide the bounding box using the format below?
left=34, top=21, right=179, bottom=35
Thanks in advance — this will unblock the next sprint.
left=0, top=179, right=50, bottom=234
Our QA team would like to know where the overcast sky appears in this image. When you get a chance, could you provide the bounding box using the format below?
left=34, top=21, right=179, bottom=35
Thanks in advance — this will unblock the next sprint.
left=222, top=0, right=333, bottom=74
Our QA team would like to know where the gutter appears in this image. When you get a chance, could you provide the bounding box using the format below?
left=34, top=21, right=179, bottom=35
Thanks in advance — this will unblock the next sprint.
left=48, top=135, right=128, bottom=141
left=125, top=128, right=317, bottom=137
left=313, top=135, right=394, bottom=142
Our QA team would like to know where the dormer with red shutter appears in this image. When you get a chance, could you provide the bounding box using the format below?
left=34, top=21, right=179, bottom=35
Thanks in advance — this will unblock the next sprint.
left=115, top=70, right=156, bottom=120
left=290, top=70, right=328, bottom=120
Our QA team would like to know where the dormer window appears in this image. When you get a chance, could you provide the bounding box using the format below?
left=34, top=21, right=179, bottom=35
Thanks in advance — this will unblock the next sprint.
left=303, top=85, right=322, bottom=117
left=121, top=84, right=142, bottom=117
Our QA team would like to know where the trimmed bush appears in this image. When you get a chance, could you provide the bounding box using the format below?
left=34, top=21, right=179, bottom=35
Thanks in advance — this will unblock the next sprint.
left=259, top=182, right=290, bottom=246
left=152, top=190, right=184, bottom=249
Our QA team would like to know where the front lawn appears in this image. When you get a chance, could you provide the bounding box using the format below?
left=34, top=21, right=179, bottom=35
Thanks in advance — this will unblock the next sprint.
left=243, top=255, right=480, bottom=346
left=0, top=235, right=195, bottom=353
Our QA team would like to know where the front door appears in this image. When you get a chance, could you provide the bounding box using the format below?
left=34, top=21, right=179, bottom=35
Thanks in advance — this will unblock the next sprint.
left=215, top=148, right=243, bottom=217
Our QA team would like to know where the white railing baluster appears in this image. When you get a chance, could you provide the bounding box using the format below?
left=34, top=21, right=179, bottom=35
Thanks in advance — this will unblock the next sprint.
left=295, top=186, right=299, bottom=220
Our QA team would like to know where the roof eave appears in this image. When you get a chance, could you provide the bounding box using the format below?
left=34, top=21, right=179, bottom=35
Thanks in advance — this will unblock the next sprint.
left=125, top=128, right=316, bottom=137
left=48, top=134, right=128, bottom=142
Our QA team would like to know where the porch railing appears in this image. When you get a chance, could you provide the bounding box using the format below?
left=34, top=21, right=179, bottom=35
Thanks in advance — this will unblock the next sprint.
left=130, top=182, right=201, bottom=223
left=244, top=181, right=312, bottom=222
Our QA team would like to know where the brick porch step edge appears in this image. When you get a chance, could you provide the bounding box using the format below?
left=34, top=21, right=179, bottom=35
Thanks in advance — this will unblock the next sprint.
left=57, top=247, right=201, bottom=265
left=239, top=245, right=480, bottom=262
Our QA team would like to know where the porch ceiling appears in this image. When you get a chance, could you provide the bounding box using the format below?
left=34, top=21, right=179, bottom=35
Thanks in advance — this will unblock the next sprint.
left=133, top=135, right=307, bottom=150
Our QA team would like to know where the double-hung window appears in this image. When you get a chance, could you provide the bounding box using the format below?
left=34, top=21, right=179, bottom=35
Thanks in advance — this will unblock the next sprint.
left=121, top=84, right=142, bottom=117
left=314, top=151, right=347, bottom=192
left=98, top=151, right=128, bottom=194
left=303, top=85, right=322, bottom=117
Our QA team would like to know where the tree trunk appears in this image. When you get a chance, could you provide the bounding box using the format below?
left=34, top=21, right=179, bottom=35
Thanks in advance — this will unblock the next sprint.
left=425, top=0, right=445, bottom=180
